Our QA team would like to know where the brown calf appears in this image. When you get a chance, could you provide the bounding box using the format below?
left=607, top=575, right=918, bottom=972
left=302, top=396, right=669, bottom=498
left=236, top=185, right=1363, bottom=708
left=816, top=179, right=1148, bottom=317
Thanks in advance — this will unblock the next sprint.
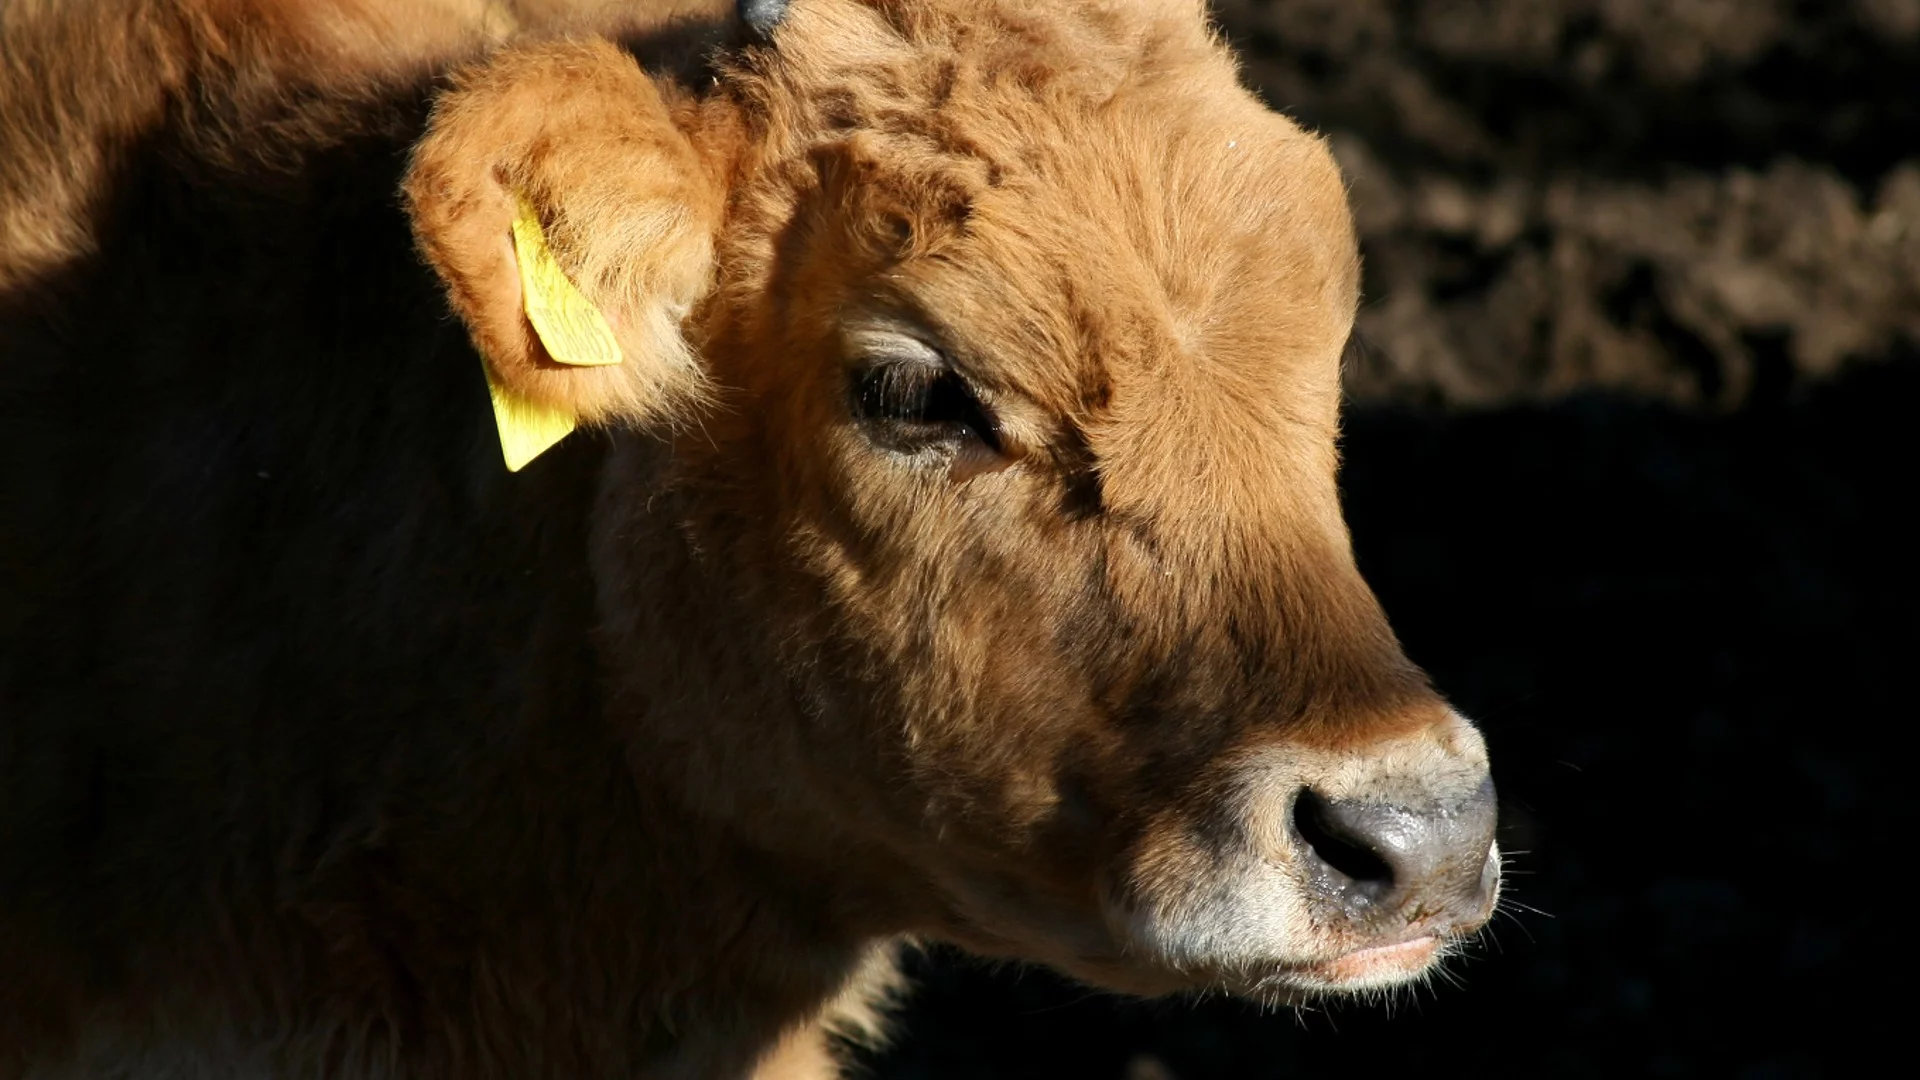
left=0, top=1, right=1499, bottom=1076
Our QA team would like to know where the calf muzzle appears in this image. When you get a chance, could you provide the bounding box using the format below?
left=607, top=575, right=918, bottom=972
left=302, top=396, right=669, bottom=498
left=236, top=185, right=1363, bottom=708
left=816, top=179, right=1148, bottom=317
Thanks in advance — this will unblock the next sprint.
left=1289, top=776, right=1499, bottom=935
left=1100, top=711, right=1501, bottom=998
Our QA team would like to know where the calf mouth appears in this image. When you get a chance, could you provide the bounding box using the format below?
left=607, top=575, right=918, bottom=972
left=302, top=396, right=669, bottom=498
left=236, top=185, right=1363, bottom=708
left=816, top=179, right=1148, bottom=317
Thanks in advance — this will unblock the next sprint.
left=1091, top=890, right=1494, bottom=1002
left=1286, top=934, right=1445, bottom=990
left=1206, top=922, right=1484, bottom=999
left=924, top=826, right=1498, bottom=1006
left=1008, top=921, right=1478, bottom=1006
left=930, top=842, right=1499, bottom=1004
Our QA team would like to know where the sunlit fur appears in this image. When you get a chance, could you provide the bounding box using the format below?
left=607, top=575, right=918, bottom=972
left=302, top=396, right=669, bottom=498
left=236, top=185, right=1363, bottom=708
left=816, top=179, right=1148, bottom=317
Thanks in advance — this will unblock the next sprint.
left=407, top=32, right=724, bottom=427
left=1, top=2, right=1497, bottom=1077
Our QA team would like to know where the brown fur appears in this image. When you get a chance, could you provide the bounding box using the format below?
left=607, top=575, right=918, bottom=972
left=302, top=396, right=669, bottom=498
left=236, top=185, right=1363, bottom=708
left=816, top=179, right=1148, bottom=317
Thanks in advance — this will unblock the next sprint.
left=1, top=1, right=1498, bottom=1076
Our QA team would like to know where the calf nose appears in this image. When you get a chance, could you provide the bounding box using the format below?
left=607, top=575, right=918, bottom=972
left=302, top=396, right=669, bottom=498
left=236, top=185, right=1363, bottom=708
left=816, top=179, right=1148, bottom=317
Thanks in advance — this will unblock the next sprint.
left=1289, top=776, right=1498, bottom=930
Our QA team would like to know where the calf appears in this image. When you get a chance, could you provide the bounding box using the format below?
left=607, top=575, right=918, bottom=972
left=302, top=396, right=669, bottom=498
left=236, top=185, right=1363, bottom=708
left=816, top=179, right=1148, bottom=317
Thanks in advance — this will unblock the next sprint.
left=0, top=0, right=1501, bottom=1076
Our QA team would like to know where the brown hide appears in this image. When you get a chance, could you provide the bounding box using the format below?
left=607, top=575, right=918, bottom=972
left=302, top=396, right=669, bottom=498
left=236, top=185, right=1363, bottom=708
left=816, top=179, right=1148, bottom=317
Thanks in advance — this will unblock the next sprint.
left=0, top=1, right=1498, bottom=1077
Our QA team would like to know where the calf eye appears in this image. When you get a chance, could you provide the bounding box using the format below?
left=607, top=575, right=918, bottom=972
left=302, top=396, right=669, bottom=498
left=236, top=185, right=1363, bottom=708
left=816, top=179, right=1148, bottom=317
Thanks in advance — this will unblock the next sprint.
left=850, top=360, right=1003, bottom=456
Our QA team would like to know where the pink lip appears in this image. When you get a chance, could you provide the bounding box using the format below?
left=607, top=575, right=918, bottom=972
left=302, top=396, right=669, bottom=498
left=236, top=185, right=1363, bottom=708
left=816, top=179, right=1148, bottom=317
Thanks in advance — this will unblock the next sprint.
left=1302, top=936, right=1440, bottom=985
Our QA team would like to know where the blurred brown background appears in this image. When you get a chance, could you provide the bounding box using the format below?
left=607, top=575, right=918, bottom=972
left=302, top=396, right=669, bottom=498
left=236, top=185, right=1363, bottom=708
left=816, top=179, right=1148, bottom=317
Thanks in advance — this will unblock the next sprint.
left=866, top=2, right=1916, bottom=1076
left=1241, top=0, right=1920, bottom=408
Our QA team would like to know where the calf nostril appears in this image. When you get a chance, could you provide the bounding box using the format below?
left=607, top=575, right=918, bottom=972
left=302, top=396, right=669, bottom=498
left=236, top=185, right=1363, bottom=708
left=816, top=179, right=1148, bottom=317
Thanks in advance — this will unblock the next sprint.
left=1291, top=789, right=1395, bottom=893
left=1287, top=779, right=1501, bottom=928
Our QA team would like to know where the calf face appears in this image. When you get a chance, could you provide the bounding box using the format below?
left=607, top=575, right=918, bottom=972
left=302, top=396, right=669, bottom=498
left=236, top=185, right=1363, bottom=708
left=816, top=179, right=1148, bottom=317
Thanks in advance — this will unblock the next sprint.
left=408, top=0, right=1498, bottom=1002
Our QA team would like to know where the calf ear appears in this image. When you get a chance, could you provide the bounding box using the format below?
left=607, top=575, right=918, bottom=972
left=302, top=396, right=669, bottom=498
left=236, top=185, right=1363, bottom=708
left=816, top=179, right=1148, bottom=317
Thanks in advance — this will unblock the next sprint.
left=404, top=38, right=723, bottom=470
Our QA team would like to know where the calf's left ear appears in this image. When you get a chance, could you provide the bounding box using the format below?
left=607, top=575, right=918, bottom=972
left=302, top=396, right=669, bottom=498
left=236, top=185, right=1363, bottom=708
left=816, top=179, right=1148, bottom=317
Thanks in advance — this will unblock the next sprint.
left=404, top=38, right=724, bottom=470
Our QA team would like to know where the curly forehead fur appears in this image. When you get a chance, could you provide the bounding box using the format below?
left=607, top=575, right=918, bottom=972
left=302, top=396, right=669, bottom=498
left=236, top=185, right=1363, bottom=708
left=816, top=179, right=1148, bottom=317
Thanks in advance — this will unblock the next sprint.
left=707, top=0, right=1363, bottom=603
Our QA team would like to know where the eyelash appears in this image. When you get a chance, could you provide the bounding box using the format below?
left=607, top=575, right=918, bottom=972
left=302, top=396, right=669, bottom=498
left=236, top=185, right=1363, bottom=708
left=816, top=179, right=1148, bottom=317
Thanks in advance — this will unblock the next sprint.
left=849, top=360, right=1003, bottom=455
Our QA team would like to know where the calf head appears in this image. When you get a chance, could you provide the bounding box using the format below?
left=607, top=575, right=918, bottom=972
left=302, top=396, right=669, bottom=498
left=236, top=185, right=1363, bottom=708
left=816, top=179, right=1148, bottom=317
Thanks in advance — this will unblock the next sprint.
left=406, top=0, right=1499, bottom=1000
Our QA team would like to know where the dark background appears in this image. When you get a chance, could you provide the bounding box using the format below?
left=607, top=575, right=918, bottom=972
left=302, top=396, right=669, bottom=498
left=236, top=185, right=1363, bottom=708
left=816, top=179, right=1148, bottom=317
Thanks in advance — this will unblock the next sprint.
left=866, top=1, right=1916, bottom=1076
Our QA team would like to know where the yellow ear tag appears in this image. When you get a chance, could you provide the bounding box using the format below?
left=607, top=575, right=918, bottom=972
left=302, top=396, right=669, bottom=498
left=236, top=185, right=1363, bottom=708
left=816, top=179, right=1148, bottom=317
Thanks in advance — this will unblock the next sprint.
left=486, top=369, right=577, bottom=472
left=485, top=193, right=625, bottom=471
left=510, top=193, right=623, bottom=368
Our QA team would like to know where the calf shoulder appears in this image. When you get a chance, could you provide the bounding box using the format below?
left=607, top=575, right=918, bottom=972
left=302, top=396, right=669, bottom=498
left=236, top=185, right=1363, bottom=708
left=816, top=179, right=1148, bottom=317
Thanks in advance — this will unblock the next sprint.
left=0, top=3, right=870, bottom=1077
